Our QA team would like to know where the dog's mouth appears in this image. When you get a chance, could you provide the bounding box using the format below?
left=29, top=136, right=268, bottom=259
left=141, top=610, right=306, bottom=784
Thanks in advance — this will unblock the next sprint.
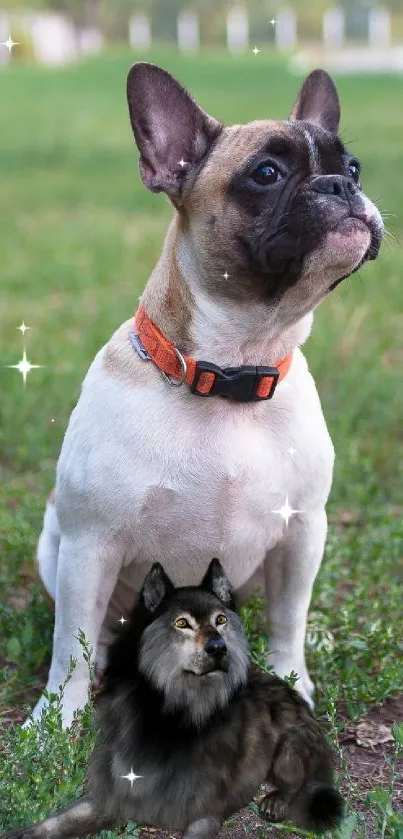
left=327, top=215, right=382, bottom=292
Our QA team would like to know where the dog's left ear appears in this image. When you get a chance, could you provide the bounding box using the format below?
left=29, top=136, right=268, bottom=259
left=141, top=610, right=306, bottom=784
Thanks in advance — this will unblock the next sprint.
left=201, top=559, right=234, bottom=607
left=141, top=563, right=175, bottom=613
left=126, top=62, right=223, bottom=206
left=290, top=68, right=340, bottom=134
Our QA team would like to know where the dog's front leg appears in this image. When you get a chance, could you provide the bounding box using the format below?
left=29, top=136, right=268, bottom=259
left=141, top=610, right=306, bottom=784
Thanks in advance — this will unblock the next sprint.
left=29, top=532, right=124, bottom=728
left=264, top=509, right=327, bottom=705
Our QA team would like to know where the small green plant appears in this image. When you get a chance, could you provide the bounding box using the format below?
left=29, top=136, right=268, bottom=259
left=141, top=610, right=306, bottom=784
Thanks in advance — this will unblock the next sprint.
left=0, top=638, right=97, bottom=832
left=364, top=723, right=403, bottom=839
left=0, top=631, right=140, bottom=838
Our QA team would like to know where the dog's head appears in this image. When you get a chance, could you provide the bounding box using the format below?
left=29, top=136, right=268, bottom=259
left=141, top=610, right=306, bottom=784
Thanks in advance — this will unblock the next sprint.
left=126, top=63, right=383, bottom=317
left=137, top=559, right=249, bottom=728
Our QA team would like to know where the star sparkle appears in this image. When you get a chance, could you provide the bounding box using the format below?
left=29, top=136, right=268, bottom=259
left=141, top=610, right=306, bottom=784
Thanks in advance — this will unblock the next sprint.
left=271, top=495, right=302, bottom=526
left=270, top=18, right=277, bottom=26
left=178, top=158, right=188, bottom=168
left=252, top=46, right=261, bottom=55
left=118, top=616, right=127, bottom=626
left=7, top=350, right=43, bottom=386
left=223, top=270, right=230, bottom=280
left=1, top=33, right=18, bottom=52
left=288, top=446, right=297, bottom=457
left=17, top=322, right=30, bottom=335
left=121, top=768, right=143, bottom=788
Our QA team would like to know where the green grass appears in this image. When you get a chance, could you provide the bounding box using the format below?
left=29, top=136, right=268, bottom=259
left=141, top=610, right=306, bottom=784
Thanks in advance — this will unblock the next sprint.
left=0, top=48, right=402, bottom=837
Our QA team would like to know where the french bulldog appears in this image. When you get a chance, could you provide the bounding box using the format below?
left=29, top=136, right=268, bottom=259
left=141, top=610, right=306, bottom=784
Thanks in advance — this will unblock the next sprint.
left=30, top=63, right=382, bottom=727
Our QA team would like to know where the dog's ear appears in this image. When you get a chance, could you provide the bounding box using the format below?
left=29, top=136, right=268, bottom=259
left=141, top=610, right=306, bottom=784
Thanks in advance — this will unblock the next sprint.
left=290, top=69, right=340, bottom=134
left=201, top=559, right=234, bottom=607
left=141, top=563, right=175, bottom=613
left=126, top=62, right=223, bottom=205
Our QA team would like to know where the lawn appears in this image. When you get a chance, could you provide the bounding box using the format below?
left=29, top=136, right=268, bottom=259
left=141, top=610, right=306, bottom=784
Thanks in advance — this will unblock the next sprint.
left=0, top=48, right=402, bottom=838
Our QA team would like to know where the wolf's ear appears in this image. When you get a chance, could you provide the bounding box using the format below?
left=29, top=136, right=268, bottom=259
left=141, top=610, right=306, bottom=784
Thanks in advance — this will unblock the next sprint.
left=141, top=563, right=175, bottom=613
left=290, top=68, right=340, bottom=134
left=126, top=62, right=222, bottom=205
left=201, top=559, right=234, bottom=607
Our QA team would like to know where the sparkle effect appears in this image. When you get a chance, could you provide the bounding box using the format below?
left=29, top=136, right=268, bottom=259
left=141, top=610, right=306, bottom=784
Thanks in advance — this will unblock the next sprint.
left=271, top=495, right=302, bottom=527
left=1, top=34, right=18, bottom=52
left=7, top=350, right=43, bottom=386
left=270, top=18, right=277, bottom=26
left=288, top=446, right=297, bottom=457
left=252, top=46, right=261, bottom=55
left=118, top=616, right=127, bottom=626
left=121, top=768, right=143, bottom=788
left=17, top=322, right=30, bottom=335
left=178, top=158, right=188, bottom=168
left=223, top=271, right=230, bottom=280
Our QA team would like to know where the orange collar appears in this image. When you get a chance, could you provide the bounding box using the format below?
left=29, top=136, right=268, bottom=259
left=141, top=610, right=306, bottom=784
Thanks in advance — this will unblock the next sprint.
left=132, top=305, right=293, bottom=402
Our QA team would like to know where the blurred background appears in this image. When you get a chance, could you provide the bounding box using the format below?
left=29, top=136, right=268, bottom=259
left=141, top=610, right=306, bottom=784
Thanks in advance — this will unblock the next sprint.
left=1, top=0, right=403, bottom=69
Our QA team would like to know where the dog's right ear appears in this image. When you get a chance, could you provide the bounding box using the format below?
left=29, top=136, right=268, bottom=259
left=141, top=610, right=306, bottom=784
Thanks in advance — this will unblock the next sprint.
left=126, top=62, right=222, bottom=205
left=140, top=563, right=175, bottom=613
left=201, top=558, right=234, bottom=607
left=290, top=68, right=340, bottom=134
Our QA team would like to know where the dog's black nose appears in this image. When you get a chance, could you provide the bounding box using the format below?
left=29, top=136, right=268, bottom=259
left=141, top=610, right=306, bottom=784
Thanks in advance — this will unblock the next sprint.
left=205, top=636, right=227, bottom=657
left=311, top=174, right=358, bottom=201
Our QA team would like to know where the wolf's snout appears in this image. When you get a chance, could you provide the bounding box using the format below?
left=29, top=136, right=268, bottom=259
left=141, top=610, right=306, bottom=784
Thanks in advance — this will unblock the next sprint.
left=205, top=636, right=227, bottom=657
left=311, top=174, right=359, bottom=201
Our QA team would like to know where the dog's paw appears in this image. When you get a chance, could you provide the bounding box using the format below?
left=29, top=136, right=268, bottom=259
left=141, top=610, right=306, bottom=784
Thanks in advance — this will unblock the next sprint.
left=259, top=791, right=287, bottom=824
left=2, top=828, right=41, bottom=839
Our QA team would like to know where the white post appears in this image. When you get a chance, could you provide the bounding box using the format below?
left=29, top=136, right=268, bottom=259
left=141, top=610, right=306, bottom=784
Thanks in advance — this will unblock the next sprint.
left=129, top=13, right=151, bottom=50
left=177, top=10, right=199, bottom=53
left=77, top=27, right=104, bottom=56
left=323, top=7, right=345, bottom=49
left=31, top=13, right=77, bottom=65
left=368, top=7, right=391, bottom=48
left=0, top=11, right=10, bottom=65
left=227, top=7, right=249, bottom=54
left=275, top=8, right=297, bottom=51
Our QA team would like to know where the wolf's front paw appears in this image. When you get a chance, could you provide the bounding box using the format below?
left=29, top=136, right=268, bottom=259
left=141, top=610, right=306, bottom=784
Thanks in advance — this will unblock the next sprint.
left=259, top=790, right=287, bottom=824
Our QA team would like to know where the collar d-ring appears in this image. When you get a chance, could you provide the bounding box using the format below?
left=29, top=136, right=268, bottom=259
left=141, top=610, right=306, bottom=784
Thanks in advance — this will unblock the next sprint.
left=160, top=346, right=187, bottom=387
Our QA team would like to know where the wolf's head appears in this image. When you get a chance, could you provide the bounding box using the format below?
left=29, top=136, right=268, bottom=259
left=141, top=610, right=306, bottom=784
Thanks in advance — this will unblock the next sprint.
left=135, top=559, right=250, bottom=728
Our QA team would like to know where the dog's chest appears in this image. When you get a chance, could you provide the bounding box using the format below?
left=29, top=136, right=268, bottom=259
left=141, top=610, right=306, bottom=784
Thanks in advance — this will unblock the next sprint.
left=133, top=410, right=288, bottom=575
left=59, top=346, right=333, bottom=589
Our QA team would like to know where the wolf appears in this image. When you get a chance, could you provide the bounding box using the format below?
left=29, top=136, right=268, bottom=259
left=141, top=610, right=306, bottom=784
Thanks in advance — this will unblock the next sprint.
left=4, top=559, right=344, bottom=839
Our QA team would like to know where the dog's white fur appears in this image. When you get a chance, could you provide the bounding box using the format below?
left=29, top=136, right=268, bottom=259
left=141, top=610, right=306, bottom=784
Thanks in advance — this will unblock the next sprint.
left=30, top=70, right=383, bottom=728
left=35, top=316, right=330, bottom=725
left=34, top=217, right=382, bottom=731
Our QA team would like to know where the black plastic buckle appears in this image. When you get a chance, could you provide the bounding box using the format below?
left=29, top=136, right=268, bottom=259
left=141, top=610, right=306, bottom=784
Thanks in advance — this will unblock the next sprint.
left=189, top=361, right=280, bottom=402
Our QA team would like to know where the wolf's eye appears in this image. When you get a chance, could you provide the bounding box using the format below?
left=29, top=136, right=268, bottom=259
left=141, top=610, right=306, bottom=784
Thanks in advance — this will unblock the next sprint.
left=250, top=161, right=282, bottom=186
left=175, top=617, right=190, bottom=629
left=348, top=161, right=361, bottom=183
left=216, top=614, right=227, bottom=626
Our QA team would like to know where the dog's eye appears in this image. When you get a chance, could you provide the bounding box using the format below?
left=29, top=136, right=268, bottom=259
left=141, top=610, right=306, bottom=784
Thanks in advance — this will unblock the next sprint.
left=216, top=614, right=227, bottom=626
left=175, top=617, right=190, bottom=629
left=348, top=161, right=361, bottom=183
left=250, top=161, right=282, bottom=186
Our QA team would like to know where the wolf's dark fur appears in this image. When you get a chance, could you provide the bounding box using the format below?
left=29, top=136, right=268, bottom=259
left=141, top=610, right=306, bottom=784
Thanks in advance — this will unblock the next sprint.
left=3, top=560, right=343, bottom=839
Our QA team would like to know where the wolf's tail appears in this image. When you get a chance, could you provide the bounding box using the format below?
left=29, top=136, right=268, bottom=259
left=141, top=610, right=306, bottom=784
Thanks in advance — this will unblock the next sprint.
left=289, top=781, right=344, bottom=833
